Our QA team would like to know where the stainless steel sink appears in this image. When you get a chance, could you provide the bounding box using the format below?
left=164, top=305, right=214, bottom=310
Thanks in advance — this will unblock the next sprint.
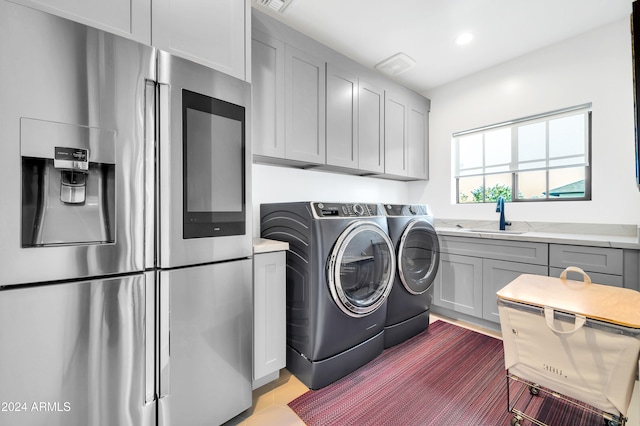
left=461, top=229, right=525, bottom=235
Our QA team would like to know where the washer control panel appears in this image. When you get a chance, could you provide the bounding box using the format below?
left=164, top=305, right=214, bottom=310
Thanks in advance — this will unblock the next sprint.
left=313, top=202, right=380, bottom=217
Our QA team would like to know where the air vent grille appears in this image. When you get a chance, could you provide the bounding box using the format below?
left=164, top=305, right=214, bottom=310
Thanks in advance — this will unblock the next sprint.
left=257, top=0, right=292, bottom=13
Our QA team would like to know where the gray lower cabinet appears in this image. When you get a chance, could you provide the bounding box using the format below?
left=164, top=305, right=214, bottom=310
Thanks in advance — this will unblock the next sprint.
left=434, top=236, right=548, bottom=324
left=549, top=244, right=624, bottom=287
left=434, top=253, right=483, bottom=317
left=482, top=259, right=548, bottom=322
left=253, top=251, right=286, bottom=389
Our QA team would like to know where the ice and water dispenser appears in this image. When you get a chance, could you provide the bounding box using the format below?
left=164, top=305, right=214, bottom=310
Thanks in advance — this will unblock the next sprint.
left=21, top=118, right=116, bottom=247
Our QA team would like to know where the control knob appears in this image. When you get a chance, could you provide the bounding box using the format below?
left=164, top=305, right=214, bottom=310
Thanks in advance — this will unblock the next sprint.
left=352, top=203, right=365, bottom=216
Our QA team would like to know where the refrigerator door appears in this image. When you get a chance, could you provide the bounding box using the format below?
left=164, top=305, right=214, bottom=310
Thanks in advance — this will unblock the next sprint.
left=0, top=1, right=155, bottom=287
left=156, top=50, right=252, bottom=268
left=158, top=259, right=253, bottom=426
left=0, top=273, right=155, bottom=426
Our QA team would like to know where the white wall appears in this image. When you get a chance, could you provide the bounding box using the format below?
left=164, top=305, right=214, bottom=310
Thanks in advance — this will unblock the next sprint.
left=251, top=164, right=409, bottom=237
left=409, top=18, right=640, bottom=226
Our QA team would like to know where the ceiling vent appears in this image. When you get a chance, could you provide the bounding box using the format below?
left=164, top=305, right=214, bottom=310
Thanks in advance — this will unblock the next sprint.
left=375, top=52, right=416, bottom=76
left=257, top=0, right=293, bottom=14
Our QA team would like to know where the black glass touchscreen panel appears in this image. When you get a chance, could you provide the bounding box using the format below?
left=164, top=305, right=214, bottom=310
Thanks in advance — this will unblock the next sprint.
left=182, top=89, right=245, bottom=238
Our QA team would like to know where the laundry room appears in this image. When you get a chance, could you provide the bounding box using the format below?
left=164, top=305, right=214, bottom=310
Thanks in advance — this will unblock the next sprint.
left=1, top=0, right=640, bottom=426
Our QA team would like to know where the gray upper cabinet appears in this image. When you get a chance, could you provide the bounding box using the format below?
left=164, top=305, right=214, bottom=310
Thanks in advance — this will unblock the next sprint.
left=251, top=8, right=430, bottom=181
left=152, top=0, right=249, bottom=81
left=326, top=63, right=358, bottom=169
left=358, top=80, right=385, bottom=173
left=407, top=103, right=429, bottom=179
left=384, top=91, right=408, bottom=177
left=325, top=64, right=385, bottom=173
left=252, top=30, right=285, bottom=158
left=385, top=90, right=430, bottom=179
left=284, top=45, right=326, bottom=164
left=8, top=0, right=151, bottom=43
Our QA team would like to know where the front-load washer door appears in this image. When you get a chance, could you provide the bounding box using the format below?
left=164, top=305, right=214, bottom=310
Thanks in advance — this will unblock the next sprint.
left=327, top=221, right=395, bottom=317
left=398, top=219, right=440, bottom=294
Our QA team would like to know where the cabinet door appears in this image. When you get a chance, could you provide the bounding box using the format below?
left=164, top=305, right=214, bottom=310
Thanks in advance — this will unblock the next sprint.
left=482, top=259, right=548, bottom=323
left=434, top=254, right=483, bottom=317
left=326, top=64, right=358, bottom=169
left=252, top=31, right=285, bottom=158
left=253, top=252, right=286, bottom=387
left=358, top=80, right=385, bottom=173
left=285, top=45, right=326, bottom=164
left=384, top=91, right=407, bottom=176
left=152, top=0, right=247, bottom=81
left=9, top=0, right=151, bottom=44
left=407, top=104, right=429, bottom=179
left=549, top=244, right=623, bottom=275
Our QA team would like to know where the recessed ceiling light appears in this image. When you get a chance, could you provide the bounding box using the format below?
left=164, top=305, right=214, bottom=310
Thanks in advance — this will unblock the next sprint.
left=456, top=33, right=474, bottom=46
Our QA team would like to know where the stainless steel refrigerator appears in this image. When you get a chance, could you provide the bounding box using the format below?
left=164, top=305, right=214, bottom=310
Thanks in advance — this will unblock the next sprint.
left=0, top=2, right=253, bottom=425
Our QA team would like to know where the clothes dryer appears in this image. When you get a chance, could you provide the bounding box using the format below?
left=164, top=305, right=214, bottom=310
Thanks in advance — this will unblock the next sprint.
left=383, top=204, right=440, bottom=348
left=260, top=202, right=395, bottom=389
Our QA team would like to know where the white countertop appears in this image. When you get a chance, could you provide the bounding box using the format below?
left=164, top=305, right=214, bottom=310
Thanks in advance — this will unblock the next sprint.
left=253, top=238, right=289, bottom=254
left=435, top=219, right=640, bottom=250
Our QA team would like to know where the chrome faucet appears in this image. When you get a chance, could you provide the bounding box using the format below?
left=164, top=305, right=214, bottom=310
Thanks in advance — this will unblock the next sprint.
left=495, top=196, right=511, bottom=231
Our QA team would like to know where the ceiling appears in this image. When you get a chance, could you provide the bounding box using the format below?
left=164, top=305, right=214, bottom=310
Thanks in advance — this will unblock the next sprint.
left=251, top=0, right=633, bottom=95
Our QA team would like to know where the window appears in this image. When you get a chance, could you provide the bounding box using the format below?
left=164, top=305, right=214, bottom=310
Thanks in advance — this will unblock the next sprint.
left=453, top=104, right=591, bottom=203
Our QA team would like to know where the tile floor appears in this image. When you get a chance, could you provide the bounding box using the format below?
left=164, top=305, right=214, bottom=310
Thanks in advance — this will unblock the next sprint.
left=223, top=313, right=502, bottom=426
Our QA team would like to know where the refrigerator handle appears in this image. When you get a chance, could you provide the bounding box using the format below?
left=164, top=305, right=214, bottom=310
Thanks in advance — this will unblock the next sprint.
left=159, top=273, right=170, bottom=398
left=144, top=79, right=157, bottom=271
left=145, top=272, right=156, bottom=404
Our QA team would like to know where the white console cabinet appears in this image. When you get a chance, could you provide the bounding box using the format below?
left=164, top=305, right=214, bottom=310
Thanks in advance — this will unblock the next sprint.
left=252, top=239, right=288, bottom=389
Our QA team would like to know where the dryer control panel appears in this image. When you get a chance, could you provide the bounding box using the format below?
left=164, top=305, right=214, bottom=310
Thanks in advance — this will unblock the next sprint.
left=313, top=202, right=380, bottom=218
left=384, top=204, right=430, bottom=217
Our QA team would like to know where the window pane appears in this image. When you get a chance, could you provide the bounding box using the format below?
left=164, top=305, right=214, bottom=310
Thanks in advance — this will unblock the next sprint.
left=485, top=174, right=512, bottom=202
left=549, top=114, right=585, bottom=159
left=458, top=134, right=482, bottom=171
left=549, top=155, right=586, bottom=168
left=484, top=128, right=510, bottom=166
left=518, top=160, right=546, bottom=171
left=518, top=122, right=546, bottom=163
left=458, top=167, right=483, bottom=177
left=548, top=167, right=586, bottom=198
left=458, top=176, right=484, bottom=203
left=517, top=170, right=547, bottom=199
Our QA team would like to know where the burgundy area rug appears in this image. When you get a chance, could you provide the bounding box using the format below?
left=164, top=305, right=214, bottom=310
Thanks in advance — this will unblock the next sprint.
left=288, top=320, right=604, bottom=426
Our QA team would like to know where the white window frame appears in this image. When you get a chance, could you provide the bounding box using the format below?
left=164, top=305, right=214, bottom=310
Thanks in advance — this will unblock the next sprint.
left=453, top=103, right=592, bottom=203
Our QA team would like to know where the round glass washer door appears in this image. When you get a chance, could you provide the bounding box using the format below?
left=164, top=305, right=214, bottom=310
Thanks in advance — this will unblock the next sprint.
left=398, top=218, right=440, bottom=295
left=327, top=221, right=396, bottom=317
